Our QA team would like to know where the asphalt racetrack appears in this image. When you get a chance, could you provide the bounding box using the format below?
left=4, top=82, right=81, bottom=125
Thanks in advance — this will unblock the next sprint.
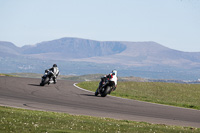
left=0, top=76, right=200, bottom=128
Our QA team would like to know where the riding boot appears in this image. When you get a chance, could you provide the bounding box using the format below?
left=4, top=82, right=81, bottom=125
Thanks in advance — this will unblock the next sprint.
left=53, top=77, right=57, bottom=84
left=113, top=85, right=116, bottom=91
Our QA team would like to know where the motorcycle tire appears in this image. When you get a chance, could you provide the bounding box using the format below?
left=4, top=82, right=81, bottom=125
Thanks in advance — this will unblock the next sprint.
left=101, top=86, right=111, bottom=97
left=40, top=83, right=44, bottom=86
left=40, top=77, right=49, bottom=86
left=95, top=89, right=99, bottom=96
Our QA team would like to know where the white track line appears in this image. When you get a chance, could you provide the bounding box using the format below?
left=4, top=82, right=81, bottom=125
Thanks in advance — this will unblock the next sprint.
left=73, top=83, right=94, bottom=93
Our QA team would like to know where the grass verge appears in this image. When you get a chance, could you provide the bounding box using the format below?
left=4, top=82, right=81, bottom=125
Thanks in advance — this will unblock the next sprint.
left=0, top=73, right=16, bottom=77
left=77, top=81, right=200, bottom=110
left=0, top=106, right=199, bottom=133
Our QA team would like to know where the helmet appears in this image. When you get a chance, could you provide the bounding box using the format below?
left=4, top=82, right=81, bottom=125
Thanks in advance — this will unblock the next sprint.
left=112, top=70, right=117, bottom=76
left=53, top=64, right=57, bottom=67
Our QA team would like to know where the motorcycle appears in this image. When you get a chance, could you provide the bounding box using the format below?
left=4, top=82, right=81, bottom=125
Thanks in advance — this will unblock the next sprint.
left=95, top=76, right=115, bottom=97
left=40, top=70, right=54, bottom=86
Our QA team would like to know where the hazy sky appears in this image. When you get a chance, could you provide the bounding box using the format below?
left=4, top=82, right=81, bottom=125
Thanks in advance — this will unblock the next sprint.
left=0, top=0, right=200, bottom=52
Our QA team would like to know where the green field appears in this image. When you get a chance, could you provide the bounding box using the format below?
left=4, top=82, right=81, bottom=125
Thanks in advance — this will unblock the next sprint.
left=77, top=81, right=200, bottom=110
left=0, top=106, right=199, bottom=133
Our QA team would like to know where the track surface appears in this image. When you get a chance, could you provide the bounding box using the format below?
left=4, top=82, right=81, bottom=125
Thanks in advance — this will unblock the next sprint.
left=0, top=76, right=200, bottom=128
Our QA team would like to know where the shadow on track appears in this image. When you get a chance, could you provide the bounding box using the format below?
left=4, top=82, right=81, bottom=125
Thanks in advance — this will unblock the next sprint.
left=28, top=84, right=41, bottom=87
left=80, top=94, right=96, bottom=97
left=80, top=94, right=106, bottom=98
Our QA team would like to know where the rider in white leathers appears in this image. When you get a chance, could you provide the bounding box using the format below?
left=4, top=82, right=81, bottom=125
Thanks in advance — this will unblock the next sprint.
left=47, top=64, right=59, bottom=84
left=107, top=70, right=118, bottom=90
left=96, top=70, right=118, bottom=95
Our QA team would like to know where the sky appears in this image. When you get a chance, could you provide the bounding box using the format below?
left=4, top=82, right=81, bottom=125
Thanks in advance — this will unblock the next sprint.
left=0, top=0, right=200, bottom=52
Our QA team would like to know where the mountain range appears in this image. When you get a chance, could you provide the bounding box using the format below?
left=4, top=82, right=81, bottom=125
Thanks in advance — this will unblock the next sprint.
left=1, top=37, right=200, bottom=80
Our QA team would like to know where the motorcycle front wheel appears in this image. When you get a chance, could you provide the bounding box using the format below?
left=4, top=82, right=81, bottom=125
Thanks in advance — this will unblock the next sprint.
left=95, top=88, right=99, bottom=96
left=101, top=86, right=111, bottom=97
left=40, top=77, right=49, bottom=86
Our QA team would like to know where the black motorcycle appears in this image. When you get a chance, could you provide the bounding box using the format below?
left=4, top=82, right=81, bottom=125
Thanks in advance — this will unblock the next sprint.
left=95, top=77, right=115, bottom=97
left=40, top=70, right=54, bottom=86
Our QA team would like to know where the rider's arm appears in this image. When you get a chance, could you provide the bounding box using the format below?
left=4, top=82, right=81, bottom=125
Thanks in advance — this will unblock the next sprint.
left=56, top=71, right=60, bottom=76
left=48, top=68, right=53, bottom=71
left=106, top=74, right=113, bottom=80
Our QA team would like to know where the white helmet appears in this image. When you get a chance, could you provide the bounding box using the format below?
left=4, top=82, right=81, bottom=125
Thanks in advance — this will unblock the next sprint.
left=112, top=70, right=117, bottom=76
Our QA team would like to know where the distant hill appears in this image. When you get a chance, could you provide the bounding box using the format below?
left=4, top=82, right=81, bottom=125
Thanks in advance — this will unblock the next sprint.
left=0, top=41, right=21, bottom=57
left=70, top=40, right=200, bottom=69
left=21, top=37, right=126, bottom=59
left=1, top=37, right=200, bottom=80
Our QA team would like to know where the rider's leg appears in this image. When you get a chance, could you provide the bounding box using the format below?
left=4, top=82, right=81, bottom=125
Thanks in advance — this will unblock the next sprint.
left=53, top=77, right=57, bottom=84
left=111, top=81, right=116, bottom=91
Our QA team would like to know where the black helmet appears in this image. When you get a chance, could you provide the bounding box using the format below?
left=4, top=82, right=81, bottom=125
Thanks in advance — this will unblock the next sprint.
left=53, top=64, right=57, bottom=67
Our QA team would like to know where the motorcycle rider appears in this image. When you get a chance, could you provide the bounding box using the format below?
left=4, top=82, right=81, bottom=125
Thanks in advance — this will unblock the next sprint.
left=47, top=64, right=60, bottom=84
left=95, top=70, right=118, bottom=95
left=106, top=70, right=118, bottom=91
